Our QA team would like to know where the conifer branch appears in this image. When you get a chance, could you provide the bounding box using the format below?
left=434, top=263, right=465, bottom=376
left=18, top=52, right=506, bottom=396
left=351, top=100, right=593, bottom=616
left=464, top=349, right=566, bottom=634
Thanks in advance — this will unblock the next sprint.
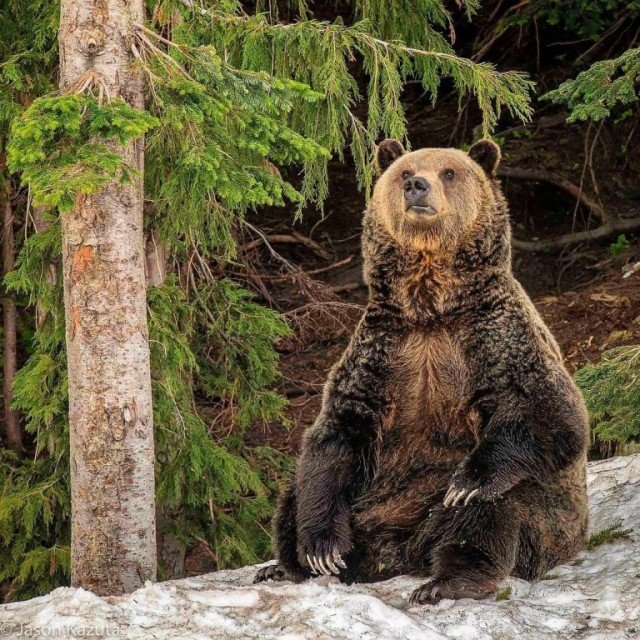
left=544, top=47, right=640, bottom=122
left=177, top=0, right=534, bottom=133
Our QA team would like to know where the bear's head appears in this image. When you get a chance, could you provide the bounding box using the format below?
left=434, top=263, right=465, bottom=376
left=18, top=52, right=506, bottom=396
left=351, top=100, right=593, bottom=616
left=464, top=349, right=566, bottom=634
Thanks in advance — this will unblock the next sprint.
left=369, top=139, right=503, bottom=255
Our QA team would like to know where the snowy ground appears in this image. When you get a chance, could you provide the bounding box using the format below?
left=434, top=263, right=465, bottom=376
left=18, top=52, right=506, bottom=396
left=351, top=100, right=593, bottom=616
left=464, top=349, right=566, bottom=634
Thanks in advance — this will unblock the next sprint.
left=1, top=454, right=639, bottom=640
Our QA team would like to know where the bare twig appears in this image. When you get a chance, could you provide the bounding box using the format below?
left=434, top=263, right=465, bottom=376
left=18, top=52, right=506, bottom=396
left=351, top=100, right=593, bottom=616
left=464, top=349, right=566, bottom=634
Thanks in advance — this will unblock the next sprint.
left=493, top=112, right=567, bottom=139
left=587, top=121, right=606, bottom=218
left=471, top=0, right=529, bottom=61
left=240, top=221, right=296, bottom=271
left=575, top=11, right=630, bottom=63
left=309, top=209, right=335, bottom=240
left=305, top=255, right=354, bottom=275
left=253, top=255, right=355, bottom=282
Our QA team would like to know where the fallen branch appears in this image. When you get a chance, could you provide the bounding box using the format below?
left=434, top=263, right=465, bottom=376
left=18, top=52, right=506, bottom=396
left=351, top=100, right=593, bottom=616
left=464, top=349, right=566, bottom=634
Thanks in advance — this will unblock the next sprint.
left=306, top=255, right=354, bottom=275
left=332, top=282, right=363, bottom=294
left=512, top=215, right=640, bottom=252
left=241, top=231, right=332, bottom=260
left=259, top=256, right=356, bottom=283
left=281, top=382, right=324, bottom=398
left=498, top=165, right=607, bottom=221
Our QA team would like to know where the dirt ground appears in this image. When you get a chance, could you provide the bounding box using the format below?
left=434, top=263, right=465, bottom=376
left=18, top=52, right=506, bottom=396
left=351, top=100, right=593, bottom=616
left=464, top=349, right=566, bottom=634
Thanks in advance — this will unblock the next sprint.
left=247, top=263, right=640, bottom=457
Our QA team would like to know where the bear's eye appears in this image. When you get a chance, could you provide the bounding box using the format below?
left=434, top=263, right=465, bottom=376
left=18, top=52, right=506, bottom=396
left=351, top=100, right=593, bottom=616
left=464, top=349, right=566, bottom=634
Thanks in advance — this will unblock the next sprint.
left=401, top=170, right=413, bottom=180
left=444, top=169, right=455, bottom=181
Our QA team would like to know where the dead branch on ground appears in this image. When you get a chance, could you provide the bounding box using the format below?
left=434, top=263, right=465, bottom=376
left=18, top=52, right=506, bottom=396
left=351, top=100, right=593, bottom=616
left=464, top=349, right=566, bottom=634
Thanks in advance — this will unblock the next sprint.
left=498, top=165, right=608, bottom=221
left=500, top=165, right=640, bottom=251
left=511, top=216, right=640, bottom=252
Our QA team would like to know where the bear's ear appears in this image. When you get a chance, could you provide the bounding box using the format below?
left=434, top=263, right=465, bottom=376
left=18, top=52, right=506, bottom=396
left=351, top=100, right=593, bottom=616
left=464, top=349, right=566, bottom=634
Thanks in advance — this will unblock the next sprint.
left=468, top=139, right=501, bottom=177
left=376, top=139, right=406, bottom=172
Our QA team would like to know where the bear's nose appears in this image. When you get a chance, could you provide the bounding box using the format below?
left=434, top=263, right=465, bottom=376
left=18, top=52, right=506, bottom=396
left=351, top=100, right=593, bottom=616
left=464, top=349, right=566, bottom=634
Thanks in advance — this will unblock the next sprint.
left=403, top=176, right=430, bottom=205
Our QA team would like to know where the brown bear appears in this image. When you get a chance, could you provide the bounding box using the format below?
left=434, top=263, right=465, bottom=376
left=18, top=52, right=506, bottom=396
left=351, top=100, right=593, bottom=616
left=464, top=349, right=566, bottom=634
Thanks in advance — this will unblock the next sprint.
left=255, top=139, right=589, bottom=605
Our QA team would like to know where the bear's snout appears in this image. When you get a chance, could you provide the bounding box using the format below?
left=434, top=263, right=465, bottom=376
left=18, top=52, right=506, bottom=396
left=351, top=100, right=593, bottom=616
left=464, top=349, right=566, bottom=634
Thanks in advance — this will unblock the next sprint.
left=403, top=176, right=430, bottom=204
left=403, top=176, right=437, bottom=214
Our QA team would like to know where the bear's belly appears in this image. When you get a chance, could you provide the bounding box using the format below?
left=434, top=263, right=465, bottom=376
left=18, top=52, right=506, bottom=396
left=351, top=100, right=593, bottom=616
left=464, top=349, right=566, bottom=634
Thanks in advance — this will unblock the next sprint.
left=378, top=328, right=480, bottom=468
left=353, top=329, right=480, bottom=537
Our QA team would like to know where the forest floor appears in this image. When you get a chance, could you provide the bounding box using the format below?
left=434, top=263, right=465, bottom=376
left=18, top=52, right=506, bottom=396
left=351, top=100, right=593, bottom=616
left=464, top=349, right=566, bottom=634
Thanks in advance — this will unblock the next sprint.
left=257, top=263, right=640, bottom=456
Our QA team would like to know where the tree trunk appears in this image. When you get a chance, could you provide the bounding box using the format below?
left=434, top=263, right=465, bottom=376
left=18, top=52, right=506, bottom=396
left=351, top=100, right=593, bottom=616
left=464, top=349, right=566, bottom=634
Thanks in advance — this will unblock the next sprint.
left=32, top=206, right=57, bottom=329
left=144, top=229, right=187, bottom=578
left=2, top=194, right=22, bottom=454
left=59, top=0, right=156, bottom=594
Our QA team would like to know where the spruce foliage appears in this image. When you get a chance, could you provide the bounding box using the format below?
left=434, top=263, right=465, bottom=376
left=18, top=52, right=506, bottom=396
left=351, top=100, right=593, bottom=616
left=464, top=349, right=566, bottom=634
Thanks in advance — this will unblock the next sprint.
left=1, top=0, right=532, bottom=598
left=545, top=48, right=640, bottom=122
left=8, top=96, right=159, bottom=211
left=575, top=347, right=640, bottom=447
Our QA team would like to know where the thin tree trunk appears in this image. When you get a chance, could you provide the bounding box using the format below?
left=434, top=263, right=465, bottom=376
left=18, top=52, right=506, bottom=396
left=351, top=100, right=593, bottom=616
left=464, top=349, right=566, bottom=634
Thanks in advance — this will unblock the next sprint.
left=145, top=228, right=187, bottom=579
left=32, top=205, right=56, bottom=329
left=59, top=0, right=156, bottom=594
left=145, top=230, right=168, bottom=287
left=2, top=195, right=22, bottom=454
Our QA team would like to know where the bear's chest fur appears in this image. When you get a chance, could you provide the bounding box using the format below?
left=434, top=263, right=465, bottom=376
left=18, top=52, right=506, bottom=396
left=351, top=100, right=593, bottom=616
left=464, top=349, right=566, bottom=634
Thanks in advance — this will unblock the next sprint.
left=377, top=328, right=481, bottom=470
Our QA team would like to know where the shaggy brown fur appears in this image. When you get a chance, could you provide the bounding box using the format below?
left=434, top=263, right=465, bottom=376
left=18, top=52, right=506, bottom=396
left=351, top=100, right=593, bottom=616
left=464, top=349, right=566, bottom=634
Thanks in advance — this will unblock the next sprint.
left=255, top=139, right=589, bottom=604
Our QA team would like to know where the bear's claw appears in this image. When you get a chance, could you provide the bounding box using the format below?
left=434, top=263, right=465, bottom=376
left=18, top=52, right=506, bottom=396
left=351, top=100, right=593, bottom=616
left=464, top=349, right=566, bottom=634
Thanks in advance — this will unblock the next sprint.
left=306, top=547, right=347, bottom=576
left=443, top=485, right=480, bottom=508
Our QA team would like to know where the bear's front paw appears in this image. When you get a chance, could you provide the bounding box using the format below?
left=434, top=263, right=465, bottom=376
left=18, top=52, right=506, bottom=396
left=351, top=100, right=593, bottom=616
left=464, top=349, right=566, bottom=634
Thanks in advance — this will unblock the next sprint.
left=301, top=540, right=348, bottom=576
left=444, top=464, right=509, bottom=508
left=298, top=532, right=350, bottom=576
left=253, top=563, right=286, bottom=583
left=254, top=563, right=307, bottom=584
left=443, top=475, right=484, bottom=508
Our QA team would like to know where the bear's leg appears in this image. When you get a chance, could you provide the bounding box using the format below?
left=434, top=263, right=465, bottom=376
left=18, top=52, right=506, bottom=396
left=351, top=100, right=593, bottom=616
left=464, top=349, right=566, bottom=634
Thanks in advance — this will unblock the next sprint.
left=409, top=497, right=520, bottom=605
left=254, top=482, right=310, bottom=584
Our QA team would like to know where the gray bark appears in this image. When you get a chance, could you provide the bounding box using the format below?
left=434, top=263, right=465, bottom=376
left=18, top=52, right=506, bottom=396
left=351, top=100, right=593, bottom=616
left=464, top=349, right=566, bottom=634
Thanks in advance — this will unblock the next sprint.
left=59, top=0, right=156, bottom=594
